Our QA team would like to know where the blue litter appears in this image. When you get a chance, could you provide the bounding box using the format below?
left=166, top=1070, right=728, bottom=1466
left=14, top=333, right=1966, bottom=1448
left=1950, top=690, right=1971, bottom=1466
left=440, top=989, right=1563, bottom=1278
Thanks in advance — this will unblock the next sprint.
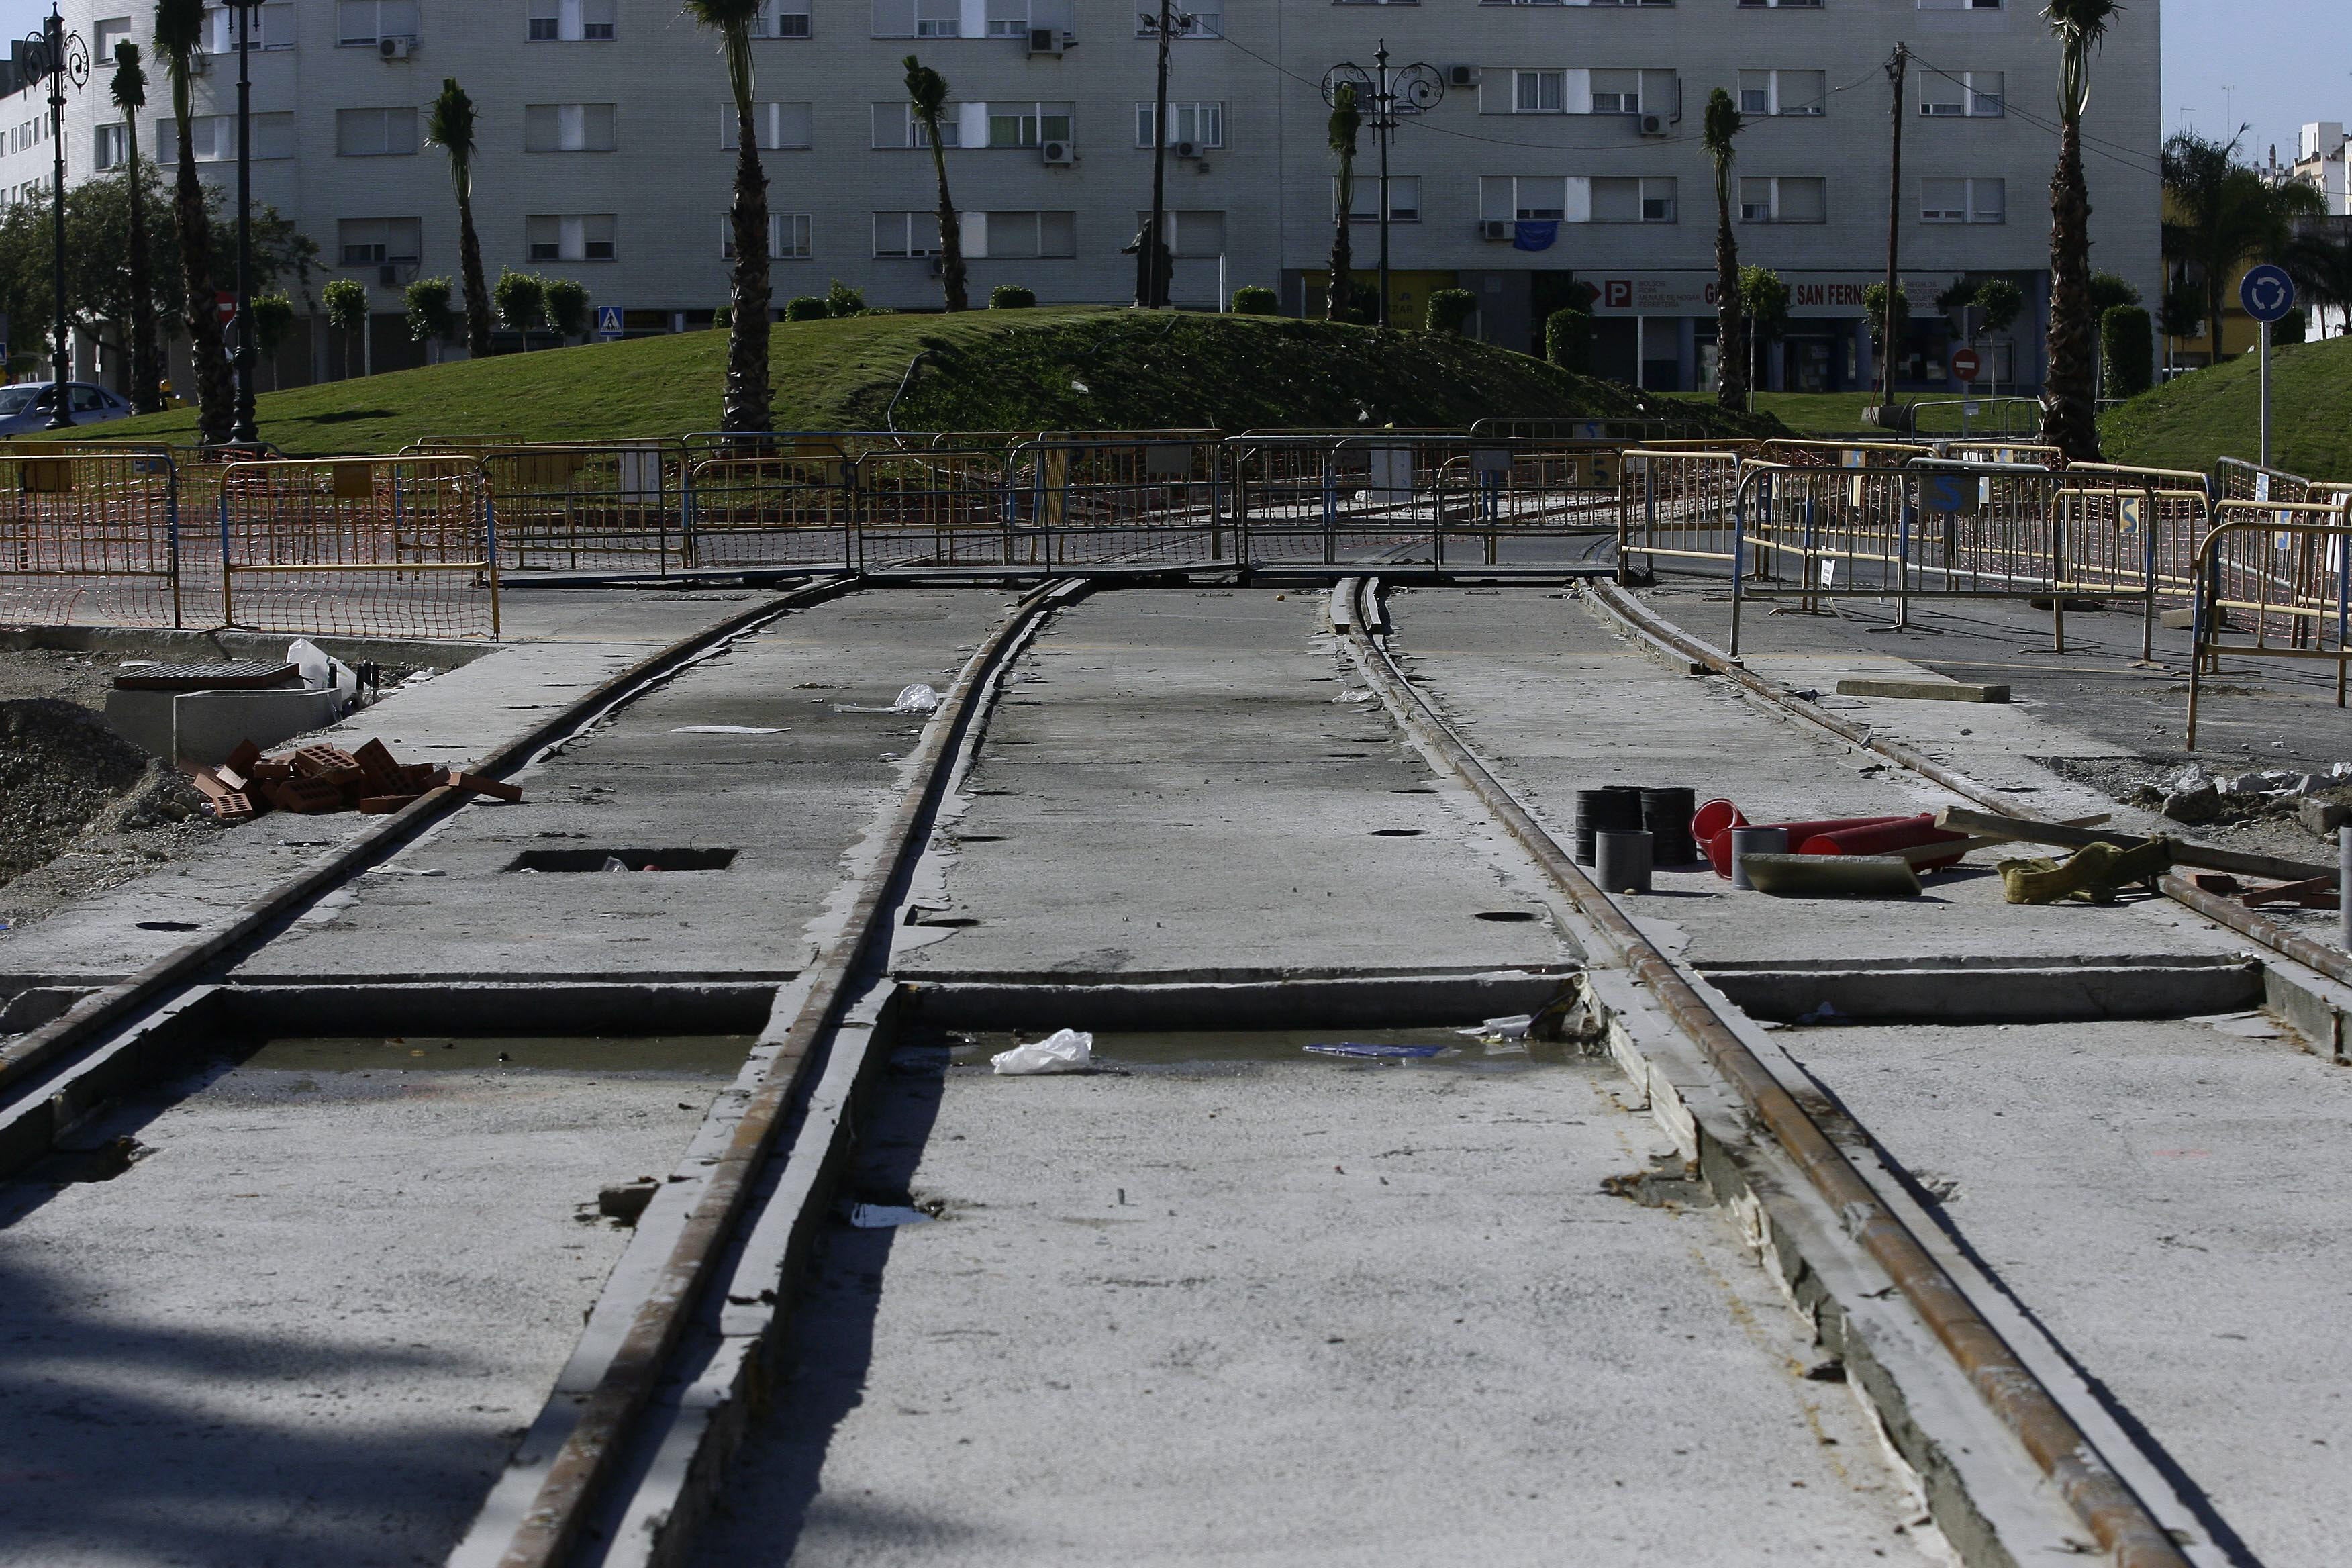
left=1303, top=1042, right=1444, bottom=1061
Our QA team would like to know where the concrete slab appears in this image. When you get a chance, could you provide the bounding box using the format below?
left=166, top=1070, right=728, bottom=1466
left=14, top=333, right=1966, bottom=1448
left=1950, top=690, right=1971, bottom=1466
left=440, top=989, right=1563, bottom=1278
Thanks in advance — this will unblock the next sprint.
left=1378, top=586, right=2236, bottom=971
left=691, top=1041, right=1932, bottom=1567
left=0, top=1038, right=736, bottom=1567
left=233, top=590, right=1002, bottom=983
left=1779, top=1014, right=2352, bottom=1568
left=895, top=589, right=1571, bottom=982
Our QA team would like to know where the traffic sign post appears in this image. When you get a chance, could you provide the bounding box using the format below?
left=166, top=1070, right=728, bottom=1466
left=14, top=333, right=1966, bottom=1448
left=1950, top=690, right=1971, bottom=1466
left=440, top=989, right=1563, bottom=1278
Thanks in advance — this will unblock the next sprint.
left=595, top=305, right=623, bottom=343
left=2241, top=264, right=2295, bottom=469
left=1950, top=347, right=1981, bottom=383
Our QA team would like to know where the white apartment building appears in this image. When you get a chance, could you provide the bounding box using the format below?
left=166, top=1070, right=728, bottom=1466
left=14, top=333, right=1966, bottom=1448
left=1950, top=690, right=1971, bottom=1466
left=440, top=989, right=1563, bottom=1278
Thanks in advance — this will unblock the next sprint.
left=0, top=0, right=2160, bottom=395
left=2292, top=121, right=2349, bottom=217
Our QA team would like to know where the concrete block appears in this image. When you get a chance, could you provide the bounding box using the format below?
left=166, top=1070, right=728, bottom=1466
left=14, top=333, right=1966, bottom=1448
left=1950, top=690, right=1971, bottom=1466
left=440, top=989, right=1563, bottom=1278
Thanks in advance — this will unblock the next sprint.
left=103, top=685, right=342, bottom=768
left=2299, top=797, right=2352, bottom=839
left=1832, top=677, right=2010, bottom=703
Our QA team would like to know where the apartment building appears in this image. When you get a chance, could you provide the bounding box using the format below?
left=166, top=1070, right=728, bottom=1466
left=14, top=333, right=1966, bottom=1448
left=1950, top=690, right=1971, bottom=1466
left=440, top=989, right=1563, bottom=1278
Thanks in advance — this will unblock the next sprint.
left=2291, top=121, right=2349, bottom=217
left=0, top=0, right=2161, bottom=394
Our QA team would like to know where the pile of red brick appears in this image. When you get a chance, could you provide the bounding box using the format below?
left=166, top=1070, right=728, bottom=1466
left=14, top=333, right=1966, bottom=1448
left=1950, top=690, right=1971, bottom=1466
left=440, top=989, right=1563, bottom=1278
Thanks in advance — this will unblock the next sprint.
left=190, top=738, right=522, bottom=824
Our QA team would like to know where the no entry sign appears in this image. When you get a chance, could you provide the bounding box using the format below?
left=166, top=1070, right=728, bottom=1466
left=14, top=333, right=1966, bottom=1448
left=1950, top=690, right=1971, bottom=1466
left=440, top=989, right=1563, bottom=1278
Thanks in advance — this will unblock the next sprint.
left=1950, top=347, right=1981, bottom=383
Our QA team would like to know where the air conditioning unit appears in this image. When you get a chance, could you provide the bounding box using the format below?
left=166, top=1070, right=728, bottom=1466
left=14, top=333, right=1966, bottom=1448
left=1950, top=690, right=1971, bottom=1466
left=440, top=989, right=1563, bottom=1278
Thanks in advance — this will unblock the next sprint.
left=1174, top=139, right=1197, bottom=158
left=1479, top=219, right=1512, bottom=241
left=1026, top=26, right=1063, bottom=54
left=378, top=264, right=398, bottom=287
left=1638, top=113, right=1667, bottom=136
left=1040, top=139, right=1073, bottom=165
left=378, top=35, right=415, bottom=59
left=1447, top=64, right=1477, bottom=88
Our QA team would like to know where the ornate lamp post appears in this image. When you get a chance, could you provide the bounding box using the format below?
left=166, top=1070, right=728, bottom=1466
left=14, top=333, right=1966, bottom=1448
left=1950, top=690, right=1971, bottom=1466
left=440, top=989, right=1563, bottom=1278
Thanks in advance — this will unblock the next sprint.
left=19, top=4, right=88, bottom=429
left=1322, top=44, right=1442, bottom=329
left=226, top=0, right=260, bottom=443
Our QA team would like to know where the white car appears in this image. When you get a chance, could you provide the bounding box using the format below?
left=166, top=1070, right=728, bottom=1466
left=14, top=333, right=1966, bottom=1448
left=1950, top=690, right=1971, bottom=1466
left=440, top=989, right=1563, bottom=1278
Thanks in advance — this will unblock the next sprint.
left=0, top=381, right=137, bottom=437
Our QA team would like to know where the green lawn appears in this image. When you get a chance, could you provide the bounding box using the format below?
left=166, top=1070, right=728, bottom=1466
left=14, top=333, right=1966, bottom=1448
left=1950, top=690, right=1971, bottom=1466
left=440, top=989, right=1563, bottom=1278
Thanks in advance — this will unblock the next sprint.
left=71, top=307, right=1778, bottom=456
left=1665, top=390, right=1879, bottom=435
left=2099, top=335, right=2352, bottom=481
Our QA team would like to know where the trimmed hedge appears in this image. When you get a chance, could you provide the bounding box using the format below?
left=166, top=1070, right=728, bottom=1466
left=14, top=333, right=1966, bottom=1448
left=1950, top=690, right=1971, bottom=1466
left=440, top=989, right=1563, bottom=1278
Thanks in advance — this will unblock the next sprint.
left=1545, top=307, right=1593, bottom=373
left=990, top=285, right=1038, bottom=309
left=1424, top=288, right=1477, bottom=336
left=785, top=296, right=829, bottom=321
left=1230, top=285, right=1278, bottom=315
left=2100, top=304, right=2154, bottom=399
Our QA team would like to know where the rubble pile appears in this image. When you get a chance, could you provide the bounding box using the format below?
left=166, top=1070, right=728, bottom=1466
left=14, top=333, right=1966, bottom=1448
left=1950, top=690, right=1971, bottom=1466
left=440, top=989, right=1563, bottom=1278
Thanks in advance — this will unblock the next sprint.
left=190, top=738, right=522, bottom=824
left=2137, top=763, right=2352, bottom=832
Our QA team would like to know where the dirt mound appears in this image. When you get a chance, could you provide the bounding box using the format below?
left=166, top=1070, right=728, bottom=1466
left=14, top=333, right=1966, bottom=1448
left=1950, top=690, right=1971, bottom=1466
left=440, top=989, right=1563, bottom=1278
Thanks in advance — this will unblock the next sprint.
left=0, top=699, right=205, bottom=887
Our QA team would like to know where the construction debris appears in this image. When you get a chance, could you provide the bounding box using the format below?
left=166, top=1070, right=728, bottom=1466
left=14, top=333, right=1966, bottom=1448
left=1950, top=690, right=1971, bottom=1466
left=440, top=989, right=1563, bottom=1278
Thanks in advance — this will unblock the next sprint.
left=1936, top=805, right=2336, bottom=887
left=1998, top=840, right=2173, bottom=905
left=191, top=736, right=520, bottom=824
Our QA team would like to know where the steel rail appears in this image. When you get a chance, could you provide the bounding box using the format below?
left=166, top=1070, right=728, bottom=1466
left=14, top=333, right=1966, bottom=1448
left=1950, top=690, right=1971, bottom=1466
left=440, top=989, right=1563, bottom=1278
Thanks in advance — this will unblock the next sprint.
left=485, top=576, right=1090, bottom=1568
left=0, top=575, right=856, bottom=1140
left=1340, top=575, right=2192, bottom=1568
left=1585, top=579, right=2352, bottom=993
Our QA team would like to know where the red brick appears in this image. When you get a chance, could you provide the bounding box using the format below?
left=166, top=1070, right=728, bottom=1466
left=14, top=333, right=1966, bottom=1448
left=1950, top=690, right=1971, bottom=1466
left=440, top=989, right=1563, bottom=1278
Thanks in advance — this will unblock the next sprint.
left=358, top=793, right=424, bottom=815
left=209, top=791, right=258, bottom=823
left=446, top=770, right=523, bottom=803
left=262, top=776, right=344, bottom=814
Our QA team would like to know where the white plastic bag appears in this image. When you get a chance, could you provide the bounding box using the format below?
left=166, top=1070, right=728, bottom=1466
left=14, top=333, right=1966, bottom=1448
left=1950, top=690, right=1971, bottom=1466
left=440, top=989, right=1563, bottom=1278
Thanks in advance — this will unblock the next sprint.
left=991, top=1028, right=1093, bottom=1076
left=287, top=638, right=332, bottom=688
left=891, top=683, right=942, bottom=714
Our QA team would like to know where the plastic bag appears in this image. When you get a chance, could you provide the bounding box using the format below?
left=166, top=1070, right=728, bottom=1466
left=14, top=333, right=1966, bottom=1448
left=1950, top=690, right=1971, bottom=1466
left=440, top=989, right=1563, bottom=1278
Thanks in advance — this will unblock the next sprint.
left=991, top=1028, right=1092, bottom=1075
left=891, top=683, right=942, bottom=714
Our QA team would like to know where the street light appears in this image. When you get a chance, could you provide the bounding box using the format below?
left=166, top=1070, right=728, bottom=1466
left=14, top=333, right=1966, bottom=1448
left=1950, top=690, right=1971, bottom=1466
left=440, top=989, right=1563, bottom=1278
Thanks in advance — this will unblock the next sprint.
left=1321, top=44, right=1442, bottom=329
left=225, top=0, right=260, bottom=444
left=18, top=4, right=88, bottom=430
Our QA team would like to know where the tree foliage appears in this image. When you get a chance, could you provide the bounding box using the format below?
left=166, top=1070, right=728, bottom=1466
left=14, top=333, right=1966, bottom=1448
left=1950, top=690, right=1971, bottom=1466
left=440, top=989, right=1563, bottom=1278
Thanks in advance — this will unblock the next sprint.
left=1424, top=288, right=1476, bottom=336
left=2161, top=130, right=2324, bottom=366
left=405, top=276, right=455, bottom=343
left=494, top=268, right=546, bottom=338
left=544, top=276, right=591, bottom=340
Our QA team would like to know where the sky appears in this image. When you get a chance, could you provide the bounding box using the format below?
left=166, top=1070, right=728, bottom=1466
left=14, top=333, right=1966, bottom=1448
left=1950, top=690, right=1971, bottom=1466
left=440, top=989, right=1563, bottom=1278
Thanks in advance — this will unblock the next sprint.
left=0, top=0, right=2338, bottom=170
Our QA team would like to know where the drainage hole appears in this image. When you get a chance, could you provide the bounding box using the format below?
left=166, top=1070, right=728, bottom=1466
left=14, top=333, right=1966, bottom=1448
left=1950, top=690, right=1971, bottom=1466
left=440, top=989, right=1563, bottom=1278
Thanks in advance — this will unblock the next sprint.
left=957, top=835, right=1008, bottom=843
left=136, top=920, right=200, bottom=931
left=505, top=848, right=740, bottom=873
left=1371, top=828, right=1426, bottom=837
left=1474, top=910, right=1540, bottom=922
left=1390, top=787, right=1436, bottom=795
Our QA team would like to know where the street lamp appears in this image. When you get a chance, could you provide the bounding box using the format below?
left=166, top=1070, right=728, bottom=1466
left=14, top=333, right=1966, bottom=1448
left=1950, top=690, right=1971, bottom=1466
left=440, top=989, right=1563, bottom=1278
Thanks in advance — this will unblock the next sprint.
left=19, top=5, right=88, bottom=430
left=1322, top=44, right=1442, bottom=330
left=225, top=0, right=260, bottom=444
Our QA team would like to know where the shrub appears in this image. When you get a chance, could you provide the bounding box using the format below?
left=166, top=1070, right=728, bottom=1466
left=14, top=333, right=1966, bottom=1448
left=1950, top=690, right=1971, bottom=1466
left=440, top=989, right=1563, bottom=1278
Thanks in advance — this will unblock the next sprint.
left=250, top=293, right=295, bottom=358
left=1861, top=282, right=1908, bottom=350
left=712, top=305, right=732, bottom=329
left=2100, top=304, right=2154, bottom=398
left=1231, top=285, right=1278, bottom=315
left=2276, top=307, right=2308, bottom=345
left=494, top=268, right=546, bottom=337
left=825, top=279, right=867, bottom=317
left=1974, top=277, right=2024, bottom=336
left=403, top=277, right=455, bottom=343
left=544, top=277, right=591, bottom=340
left=990, top=284, right=1036, bottom=309
left=1424, top=288, right=1477, bottom=336
left=1544, top=307, right=1593, bottom=373
left=785, top=295, right=829, bottom=321
left=2088, top=270, right=2142, bottom=317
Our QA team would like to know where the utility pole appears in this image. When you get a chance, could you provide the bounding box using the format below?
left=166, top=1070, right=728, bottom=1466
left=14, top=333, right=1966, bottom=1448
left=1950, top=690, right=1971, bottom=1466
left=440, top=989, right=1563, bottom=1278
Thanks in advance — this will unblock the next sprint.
left=1880, top=42, right=1908, bottom=403
left=1137, top=1, right=1187, bottom=309
left=230, top=0, right=258, bottom=442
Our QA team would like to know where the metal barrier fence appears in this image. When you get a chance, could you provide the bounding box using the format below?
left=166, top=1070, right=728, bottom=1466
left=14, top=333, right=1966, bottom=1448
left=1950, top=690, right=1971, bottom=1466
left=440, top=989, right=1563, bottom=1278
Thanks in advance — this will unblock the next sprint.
left=2061, top=460, right=2212, bottom=499
left=683, top=454, right=859, bottom=570
left=2186, top=499, right=2352, bottom=745
left=996, top=438, right=1227, bottom=569
left=218, top=457, right=498, bottom=639
left=1932, top=440, right=2064, bottom=469
left=1909, top=396, right=2041, bottom=438
left=2215, top=456, right=2317, bottom=505
left=0, top=449, right=183, bottom=628
left=856, top=451, right=1020, bottom=571
left=462, top=442, right=686, bottom=574
left=1469, top=416, right=1704, bottom=443
left=1617, top=450, right=1749, bottom=570
left=1757, top=438, right=1934, bottom=468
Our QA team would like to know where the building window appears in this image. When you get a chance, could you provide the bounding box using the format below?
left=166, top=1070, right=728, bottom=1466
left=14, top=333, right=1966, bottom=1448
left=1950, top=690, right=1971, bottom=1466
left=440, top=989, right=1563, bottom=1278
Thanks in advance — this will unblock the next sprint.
left=871, top=0, right=960, bottom=36
left=1920, top=70, right=2003, bottom=116
left=874, top=210, right=938, bottom=257
left=965, top=210, right=1076, bottom=258
left=1589, top=70, right=1644, bottom=114
left=528, top=0, right=617, bottom=40
left=95, top=122, right=128, bottom=170
left=524, top=103, right=619, bottom=152
left=723, top=212, right=814, bottom=259
left=338, top=216, right=422, bottom=266
left=1480, top=175, right=1588, bottom=222
left=157, top=111, right=294, bottom=162
left=1921, top=177, right=2003, bottom=222
left=336, top=0, right=416, bottom=45
left=985, top=0, right=1072, bottom=34
left=1136, top=102, right=1224, bottom=148
left=336, top=107, right=420, bottom=156
left=873, top=102, right=956, bottom=148
left=93, top=16, right=132, bottom=58
left=526, top=213, right=618, bottom=261
left=1340, top=175, right=1421, bottom=222
left=1592, top=175, right=1677, bottom=222
left=1514, top=71, right=1563, bottom=113
left=1738, top=175, right=1826, bottom=222
left=1738, top=69, right=1825, bottom=117
left=722, top=103, right=815, bottom=150
left=1735, top=0, right=1823, bottom=9
left=988, top=102, right=1073, bottom=147
left=207, top=3, right=295, bottom=50
left=754, top=0, right=812, bottom=36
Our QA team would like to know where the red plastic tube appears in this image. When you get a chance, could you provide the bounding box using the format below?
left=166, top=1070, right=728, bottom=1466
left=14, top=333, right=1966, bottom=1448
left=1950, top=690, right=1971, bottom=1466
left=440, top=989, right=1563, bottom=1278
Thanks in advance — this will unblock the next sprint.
left=1797, top=814, right=1970, bottom=871
left=1704, top=814, right=1911, bottom=877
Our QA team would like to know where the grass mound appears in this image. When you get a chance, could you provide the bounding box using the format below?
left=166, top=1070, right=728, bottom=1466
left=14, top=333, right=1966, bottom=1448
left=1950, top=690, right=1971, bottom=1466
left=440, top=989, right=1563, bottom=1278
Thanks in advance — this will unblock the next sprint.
left=2100, top=335, right=2352, bottom=480
left=75, top=306, right=1775, bottom=456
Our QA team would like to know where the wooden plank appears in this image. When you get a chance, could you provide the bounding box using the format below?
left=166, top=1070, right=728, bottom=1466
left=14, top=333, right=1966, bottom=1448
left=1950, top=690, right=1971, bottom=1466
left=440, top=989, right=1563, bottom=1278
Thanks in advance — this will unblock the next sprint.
left=1934, top=805, right=2337, bottom=885
left=1834, top=677, right=2011, bottom=703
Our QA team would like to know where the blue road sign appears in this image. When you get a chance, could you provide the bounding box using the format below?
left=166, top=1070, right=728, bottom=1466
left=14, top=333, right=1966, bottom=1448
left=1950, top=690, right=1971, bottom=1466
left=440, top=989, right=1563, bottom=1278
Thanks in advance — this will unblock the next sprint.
left=2241, top=264, right=2296, bottom=324
left=594, top=305, right=624, bottom=340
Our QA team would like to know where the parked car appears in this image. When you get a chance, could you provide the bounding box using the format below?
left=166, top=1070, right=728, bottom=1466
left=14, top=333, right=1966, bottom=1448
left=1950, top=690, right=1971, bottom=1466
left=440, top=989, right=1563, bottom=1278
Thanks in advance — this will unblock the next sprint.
left=0, top=381, right=136, bottom=437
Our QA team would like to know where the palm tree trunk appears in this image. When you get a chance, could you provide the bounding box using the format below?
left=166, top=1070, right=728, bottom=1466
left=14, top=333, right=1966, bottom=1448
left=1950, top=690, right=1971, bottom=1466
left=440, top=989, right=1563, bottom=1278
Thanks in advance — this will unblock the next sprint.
left=125, top=144, right=163, bottom=412
left=1714, top=175, right=1745, bottom=409
left=2040, top=113, right=2101, bottom=460
left=1328, top=155, right=1353, bottom=322
left=173, top=140, right=233, bottom=444
left=722, top=95, right=773, bottom=429
left=455, top=175, right=491, bottom=358
left=927, top=138, right=967, bottom=312
left=2206, top=273, right=2224, bottom=369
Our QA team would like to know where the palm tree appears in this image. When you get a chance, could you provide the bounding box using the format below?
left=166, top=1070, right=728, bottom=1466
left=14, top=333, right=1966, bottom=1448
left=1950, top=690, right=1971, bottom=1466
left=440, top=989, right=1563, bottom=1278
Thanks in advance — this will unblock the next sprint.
left=426, top=79, right=493, bottom=359
left=1702, top=89, right=1745, bottom=411
left=152, top=0, right=232, bottom=443
left=2284, top=224, right=2352, bottom=341
left=903, top=56, right=967, bottom=313
left=685, top=1, right=773, bottom=428
left=2162, top=131, right=2326, bottom=368
left=2039, top=0, right=2120, bottom=461
left=1326, top=82, right=1359, bottom=324
left=109, top=40, right=163, bottom=413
